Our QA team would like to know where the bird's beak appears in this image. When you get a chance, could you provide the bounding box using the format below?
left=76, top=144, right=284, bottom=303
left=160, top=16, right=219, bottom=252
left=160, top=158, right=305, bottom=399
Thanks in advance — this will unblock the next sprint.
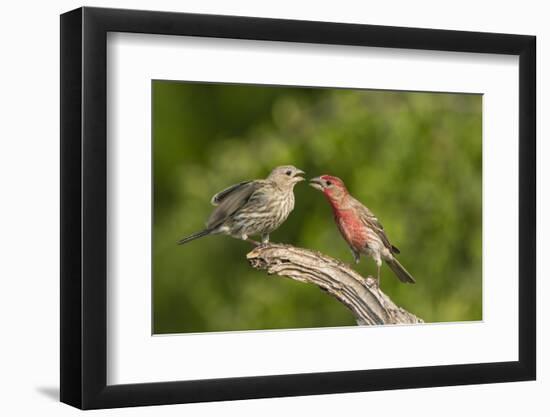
left=293, top=169, right=306, bottom=182
left=309, top=176, right=324, bottom=191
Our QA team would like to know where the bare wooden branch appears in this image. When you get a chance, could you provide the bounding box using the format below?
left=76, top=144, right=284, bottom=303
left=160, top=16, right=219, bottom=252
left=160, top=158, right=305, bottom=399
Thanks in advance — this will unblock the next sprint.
left=247, top=244, right=423, bottom=326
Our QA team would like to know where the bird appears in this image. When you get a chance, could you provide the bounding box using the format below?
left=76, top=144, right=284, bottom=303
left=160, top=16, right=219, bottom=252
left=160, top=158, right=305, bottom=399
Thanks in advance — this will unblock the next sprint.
left=309, top=175, right=415, bottom=286
left=177, top=165, right=305, bottom=246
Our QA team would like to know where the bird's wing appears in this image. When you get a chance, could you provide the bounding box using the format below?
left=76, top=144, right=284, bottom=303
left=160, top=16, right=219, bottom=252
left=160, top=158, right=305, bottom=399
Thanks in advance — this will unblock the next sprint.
left=206, top=180, right=262, bottom=229
left=355, top=199, right=400, bottom=254
left=210, top=180, right=253, bottom=206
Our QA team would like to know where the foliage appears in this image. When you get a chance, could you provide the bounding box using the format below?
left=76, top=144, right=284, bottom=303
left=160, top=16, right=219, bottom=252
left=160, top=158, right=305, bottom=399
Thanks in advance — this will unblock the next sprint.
left=153, top=81, right=482, bottom=334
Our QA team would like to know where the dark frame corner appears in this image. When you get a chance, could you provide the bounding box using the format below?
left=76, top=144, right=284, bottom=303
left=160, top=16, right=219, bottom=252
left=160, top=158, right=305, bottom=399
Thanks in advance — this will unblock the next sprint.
left=61, top=6, right=536, bottom=410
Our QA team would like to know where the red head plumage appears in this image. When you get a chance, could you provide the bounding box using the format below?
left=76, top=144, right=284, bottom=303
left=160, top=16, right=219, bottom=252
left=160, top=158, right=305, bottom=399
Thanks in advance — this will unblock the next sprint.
left=309, top=175, right=349, bottom=207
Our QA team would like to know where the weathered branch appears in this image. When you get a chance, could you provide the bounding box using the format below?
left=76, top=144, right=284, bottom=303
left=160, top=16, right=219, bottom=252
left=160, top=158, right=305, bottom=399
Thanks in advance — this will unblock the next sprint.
left=247, top=244, right=422, bottom=326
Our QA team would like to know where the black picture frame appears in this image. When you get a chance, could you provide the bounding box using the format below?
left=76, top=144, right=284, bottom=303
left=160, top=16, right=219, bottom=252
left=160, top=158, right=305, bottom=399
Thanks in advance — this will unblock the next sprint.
left=60, top=6, right=536, bottom=410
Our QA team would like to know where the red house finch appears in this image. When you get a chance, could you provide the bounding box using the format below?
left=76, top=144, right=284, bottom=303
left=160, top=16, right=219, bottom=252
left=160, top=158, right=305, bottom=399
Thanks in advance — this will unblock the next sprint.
left=309, top=175, right=415, bottom=286
left=178, top=165, right=305, bottom=245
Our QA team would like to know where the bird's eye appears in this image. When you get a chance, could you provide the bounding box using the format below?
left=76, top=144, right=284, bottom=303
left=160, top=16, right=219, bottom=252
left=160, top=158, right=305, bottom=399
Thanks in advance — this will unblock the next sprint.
left=285, top=170, right=292, bottom=176
left=325, top=180, right=332, bottom=186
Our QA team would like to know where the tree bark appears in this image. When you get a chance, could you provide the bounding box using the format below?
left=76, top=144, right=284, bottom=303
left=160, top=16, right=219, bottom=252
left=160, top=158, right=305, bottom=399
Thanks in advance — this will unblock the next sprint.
left=247, top=244, right=423, bottom=326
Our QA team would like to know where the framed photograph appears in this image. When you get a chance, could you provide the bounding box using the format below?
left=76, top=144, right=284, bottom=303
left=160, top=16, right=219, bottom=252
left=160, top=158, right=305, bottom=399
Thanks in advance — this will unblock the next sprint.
left=60, top=6, right=536, bottom=409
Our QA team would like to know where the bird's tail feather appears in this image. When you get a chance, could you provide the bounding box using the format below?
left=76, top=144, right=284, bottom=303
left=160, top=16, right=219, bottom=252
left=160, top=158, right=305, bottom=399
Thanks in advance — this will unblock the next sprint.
left=177, top=229, right=212, bottom=245
left=386, top=257, right=416, bottom=283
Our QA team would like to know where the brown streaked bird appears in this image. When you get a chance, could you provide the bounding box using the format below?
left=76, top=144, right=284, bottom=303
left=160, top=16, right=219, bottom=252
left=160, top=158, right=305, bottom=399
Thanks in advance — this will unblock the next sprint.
left=309, top=175, right=415, bottom=286
left=177, top=165, right=305, bottom=246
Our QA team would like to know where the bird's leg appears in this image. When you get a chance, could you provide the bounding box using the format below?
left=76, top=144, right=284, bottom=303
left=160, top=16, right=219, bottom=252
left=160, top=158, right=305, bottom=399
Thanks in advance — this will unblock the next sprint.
left=375, top=257, right=382, bottom=289
left=351, top=249, right=361, bottom=264
left=374, top=258, right=393, bottom=315
left=261, top=234, right=270, bottom=246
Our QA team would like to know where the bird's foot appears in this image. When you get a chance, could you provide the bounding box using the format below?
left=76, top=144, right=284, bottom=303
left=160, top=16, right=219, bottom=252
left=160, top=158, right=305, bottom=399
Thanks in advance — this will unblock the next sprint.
left=365, top=276, right=378, bottom=289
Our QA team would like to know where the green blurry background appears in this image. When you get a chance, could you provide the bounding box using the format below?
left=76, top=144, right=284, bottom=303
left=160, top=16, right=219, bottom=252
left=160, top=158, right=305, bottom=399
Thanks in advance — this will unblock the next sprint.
left=153, top=81, right=482, bottom=334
